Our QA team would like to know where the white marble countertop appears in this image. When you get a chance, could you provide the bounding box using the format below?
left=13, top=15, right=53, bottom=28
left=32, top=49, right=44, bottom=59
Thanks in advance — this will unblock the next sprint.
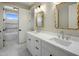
left=27, top=31, right=79, bottom=56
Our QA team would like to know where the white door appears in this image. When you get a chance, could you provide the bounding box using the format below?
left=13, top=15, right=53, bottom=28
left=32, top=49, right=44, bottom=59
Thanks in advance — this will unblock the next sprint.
left=19, top=8, right=31, bottom=43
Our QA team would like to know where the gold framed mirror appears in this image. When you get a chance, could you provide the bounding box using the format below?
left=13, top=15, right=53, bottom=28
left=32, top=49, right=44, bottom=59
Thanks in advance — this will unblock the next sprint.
left=55, top=2, right=79, bottom=30
left=35, top=11, right=44, bottom=31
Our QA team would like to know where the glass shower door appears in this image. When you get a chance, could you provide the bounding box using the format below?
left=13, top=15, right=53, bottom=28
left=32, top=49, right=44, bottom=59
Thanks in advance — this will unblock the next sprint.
left=3, top=6, right=19, bottom=46
left=0, top=7, right=4, bottom=48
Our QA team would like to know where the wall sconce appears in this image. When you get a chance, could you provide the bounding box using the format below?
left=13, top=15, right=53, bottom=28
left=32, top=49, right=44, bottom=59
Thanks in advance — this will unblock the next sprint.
left=37, top=5, right=41, bottom=12
left=38, top=6, right=40, bottom=8
left=35, top=5, right=45, bottom=13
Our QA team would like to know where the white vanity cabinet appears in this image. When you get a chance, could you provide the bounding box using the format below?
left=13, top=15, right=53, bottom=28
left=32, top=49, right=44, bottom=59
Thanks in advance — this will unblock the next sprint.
left=26, top=33, right=42, bottom=56
left=26, top=32, right=77, bottom=56
left=42, top=41, right=55, bottom=56
left=34, top=37, right=42, bottom=56
left=41, top=40, right=76, bottom=56
left=26, top=34, right=34, bottom=55
left=42, top=45, right=54, bottom=56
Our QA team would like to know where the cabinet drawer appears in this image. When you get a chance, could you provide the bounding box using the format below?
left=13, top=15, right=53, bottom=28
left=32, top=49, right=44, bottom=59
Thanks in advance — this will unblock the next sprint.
left=35, top=38, right=41, bottom=46
left=42, top=46, right=54, bottom=56
left=31, top=45, right=41, bottom=56
left=34, top=46, right=41, bottom=56
left=34, top=40, right=42, bottom=56
left=35, top=37, right=41, bottom=44
left=42, top=41, right=56, bottom=52
left=42, top=41, right=55, bottom=56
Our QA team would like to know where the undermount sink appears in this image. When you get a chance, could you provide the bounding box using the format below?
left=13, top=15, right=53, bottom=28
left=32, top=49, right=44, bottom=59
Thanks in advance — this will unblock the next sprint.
left=50, top=38, right=72, bottom=46
left=32, top=31, right=39, bottom=33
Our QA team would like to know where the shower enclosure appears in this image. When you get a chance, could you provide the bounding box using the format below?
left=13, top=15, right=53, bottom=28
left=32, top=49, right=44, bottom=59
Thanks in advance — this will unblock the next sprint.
left=0, top=6, right=19, bottom=48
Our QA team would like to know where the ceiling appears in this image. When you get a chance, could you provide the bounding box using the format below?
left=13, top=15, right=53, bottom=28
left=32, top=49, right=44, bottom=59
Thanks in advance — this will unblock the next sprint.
left=16, top=2, right=35, bottom=6
left=1, top=2, right=48, bottom=9
left=12, top=2, right=42, bottom=9
left=1, top=2, right=41, bottom=9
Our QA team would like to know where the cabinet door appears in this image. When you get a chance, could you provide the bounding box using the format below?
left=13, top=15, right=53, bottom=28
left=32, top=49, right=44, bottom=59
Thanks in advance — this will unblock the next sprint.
left=42, top=41, right=55, bottom=56
left=45, top=41, right=76, bottom=56
left=34, top=44, right=41, bottom=56
left=34, top=37, right=42, bottom=56
left=42, top=47, right=54, bottom=56
left=54, top=48, right=68, bottom=56
left=54, top=47, right=76, bottom=56
left=26, top=34, right=35, bottom=55
left=27, top=34, right=42, bottom=56
left=30, top=36, right=36, bottom=56
left=42, top=41, right=48, bottom=56
left=26, top=34, right=31, bottom=51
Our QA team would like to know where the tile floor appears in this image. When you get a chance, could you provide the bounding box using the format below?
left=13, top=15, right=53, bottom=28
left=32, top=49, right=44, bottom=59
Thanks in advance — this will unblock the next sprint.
left=0, top=33, right=32, bottom=56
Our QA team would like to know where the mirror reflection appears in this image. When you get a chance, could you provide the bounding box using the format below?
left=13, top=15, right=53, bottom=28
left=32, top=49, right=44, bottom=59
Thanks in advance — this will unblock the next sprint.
left=36, top=11, right=44, bottom=31
left=55, top=2, right=78, bottom=29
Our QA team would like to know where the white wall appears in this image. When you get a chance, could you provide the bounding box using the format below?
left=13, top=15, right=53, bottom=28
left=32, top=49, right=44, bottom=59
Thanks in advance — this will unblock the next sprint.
left=30, top=7, right=35, bottom=31
left=69, top=4, right=77, bottom=28
left=44, top=3, right=55, bottom=31
left=34, top=3, right=79, bottom=39
left=34, top=3, right=55, bottom=32
left=19, top=8, right=31, bottom=43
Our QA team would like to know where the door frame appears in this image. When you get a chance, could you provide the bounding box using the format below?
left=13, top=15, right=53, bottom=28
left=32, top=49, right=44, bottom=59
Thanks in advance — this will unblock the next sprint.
left=3, top=6, right=19, bottom=44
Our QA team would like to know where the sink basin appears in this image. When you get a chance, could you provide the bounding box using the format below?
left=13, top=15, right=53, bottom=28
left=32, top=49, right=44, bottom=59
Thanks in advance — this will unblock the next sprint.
left=50, top=38, right=72, bottom=46
left=32, top=31, right=39, bottom=33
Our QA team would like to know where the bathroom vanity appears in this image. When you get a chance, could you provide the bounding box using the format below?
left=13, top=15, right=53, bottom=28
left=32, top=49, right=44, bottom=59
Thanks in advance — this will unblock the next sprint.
left=26, top=31, right=79, bottom=56
left=26, top=2, right=79, bottom=56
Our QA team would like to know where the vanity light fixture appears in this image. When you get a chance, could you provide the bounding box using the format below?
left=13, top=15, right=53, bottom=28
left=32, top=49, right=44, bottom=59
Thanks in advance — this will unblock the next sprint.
left=38, top=5, right=40, bottom=8
left=36, top=5, right=41, bottom=12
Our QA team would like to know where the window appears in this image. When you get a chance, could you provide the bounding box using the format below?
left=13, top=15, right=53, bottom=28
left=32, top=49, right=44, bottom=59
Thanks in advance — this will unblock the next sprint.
left=5, top=13, right=18, bottom=20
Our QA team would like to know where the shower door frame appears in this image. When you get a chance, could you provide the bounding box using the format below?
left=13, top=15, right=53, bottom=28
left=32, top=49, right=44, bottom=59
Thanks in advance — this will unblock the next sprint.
left=3, top=6, right=19, bottom=44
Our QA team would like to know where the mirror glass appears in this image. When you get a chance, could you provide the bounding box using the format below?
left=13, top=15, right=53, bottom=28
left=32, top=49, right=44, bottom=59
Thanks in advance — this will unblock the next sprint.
left=55, top=2, right=78, bottom=29
left=36, top=12, right=44, bottom=31
left=37, top=13, right=43, bottom=27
